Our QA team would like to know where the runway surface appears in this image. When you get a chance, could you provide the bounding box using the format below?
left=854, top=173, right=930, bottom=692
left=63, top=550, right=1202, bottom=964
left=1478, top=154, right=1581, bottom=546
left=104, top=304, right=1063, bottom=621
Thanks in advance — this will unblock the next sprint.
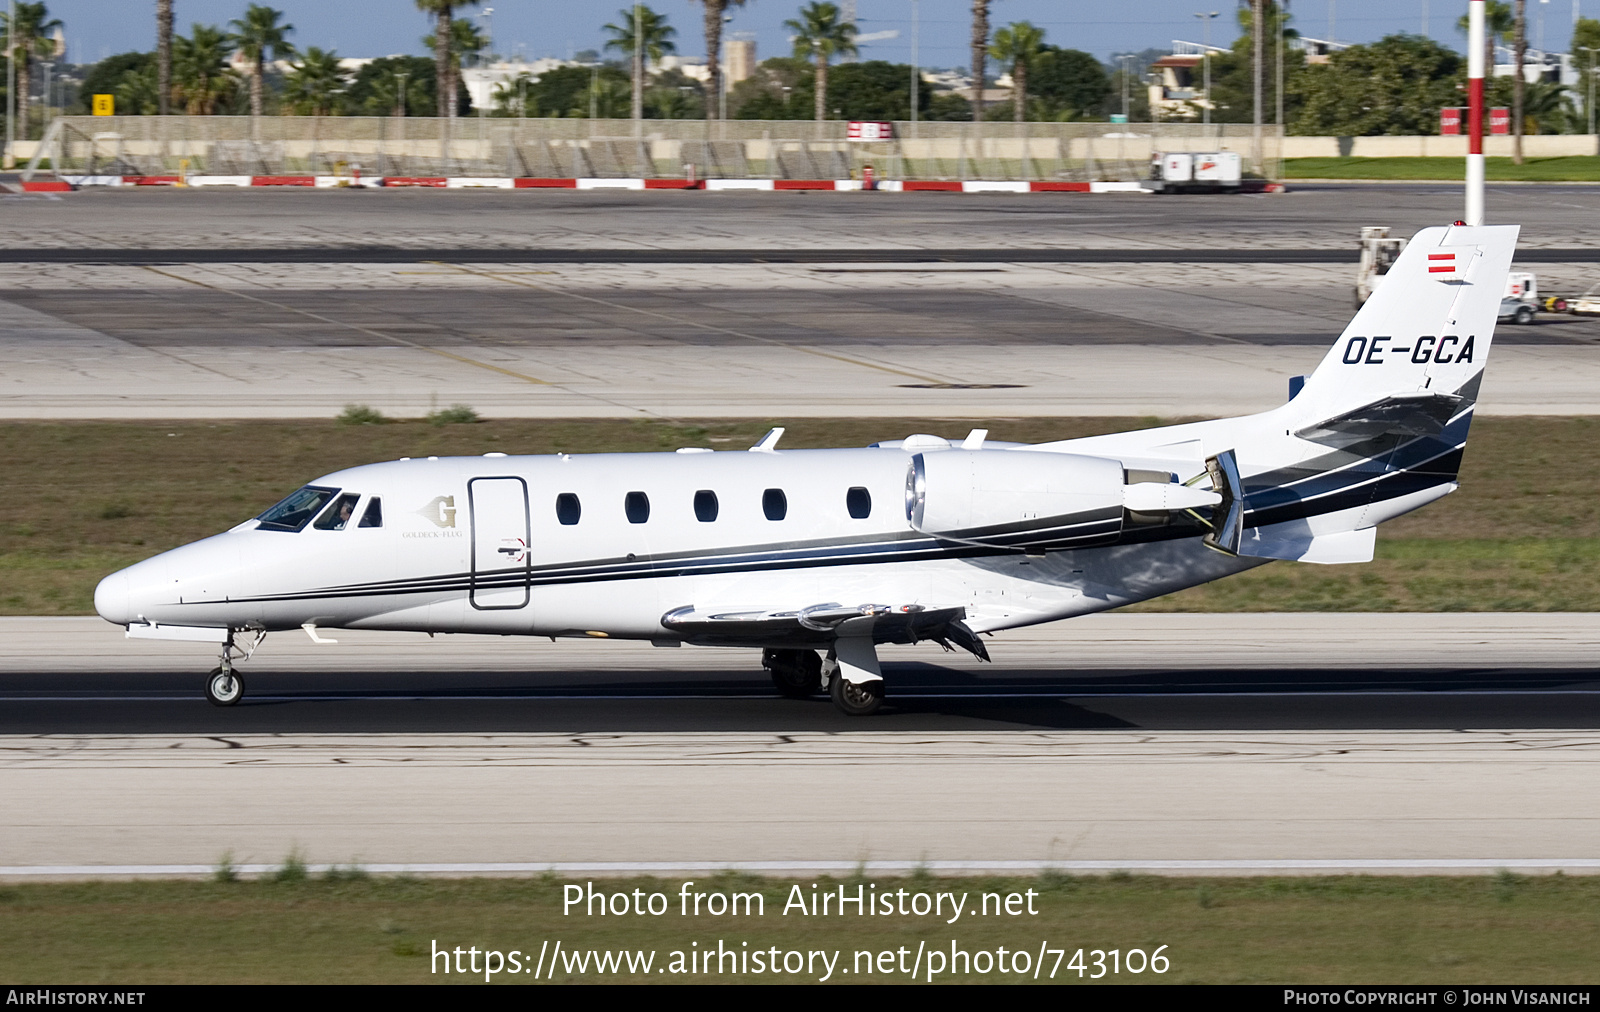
left=4, top=615, right=1599, bottom=873
left=4, top=184, right=1600, bottom=250
left=3, top=247, right=1597, bottom=264
left=5, top=259, right=1599, bottom=418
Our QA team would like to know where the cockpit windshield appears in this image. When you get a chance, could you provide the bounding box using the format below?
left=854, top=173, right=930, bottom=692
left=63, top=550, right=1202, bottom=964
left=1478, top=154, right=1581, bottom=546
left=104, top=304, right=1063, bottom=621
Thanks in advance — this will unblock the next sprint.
left=256, top=485, right=339, bottom=532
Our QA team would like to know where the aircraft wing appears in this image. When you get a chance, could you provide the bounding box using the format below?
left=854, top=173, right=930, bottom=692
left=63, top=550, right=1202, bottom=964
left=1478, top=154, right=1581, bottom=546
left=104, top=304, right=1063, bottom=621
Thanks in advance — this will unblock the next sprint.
left=660, top=602, right=989, bottom=660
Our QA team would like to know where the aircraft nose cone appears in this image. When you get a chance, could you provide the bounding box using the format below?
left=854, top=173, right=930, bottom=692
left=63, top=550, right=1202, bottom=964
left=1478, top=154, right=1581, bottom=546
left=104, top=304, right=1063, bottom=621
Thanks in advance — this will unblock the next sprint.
left=94, top=570, right=133, bottom=626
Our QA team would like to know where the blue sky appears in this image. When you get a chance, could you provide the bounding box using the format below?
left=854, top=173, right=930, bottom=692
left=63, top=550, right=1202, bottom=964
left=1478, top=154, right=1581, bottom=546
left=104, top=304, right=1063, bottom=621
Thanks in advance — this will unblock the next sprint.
left=48, top=1, right=1595, bottom=67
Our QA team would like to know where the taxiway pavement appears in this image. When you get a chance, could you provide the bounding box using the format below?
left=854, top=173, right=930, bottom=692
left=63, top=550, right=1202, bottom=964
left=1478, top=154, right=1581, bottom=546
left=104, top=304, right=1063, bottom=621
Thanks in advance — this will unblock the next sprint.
left=3, top=615, right=1598, bottom=874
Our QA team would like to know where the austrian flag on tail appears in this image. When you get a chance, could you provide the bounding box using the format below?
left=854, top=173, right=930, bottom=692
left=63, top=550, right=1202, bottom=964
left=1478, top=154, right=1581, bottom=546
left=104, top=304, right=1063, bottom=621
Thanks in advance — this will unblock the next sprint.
left=1425, top=247, right=1477, bottom=279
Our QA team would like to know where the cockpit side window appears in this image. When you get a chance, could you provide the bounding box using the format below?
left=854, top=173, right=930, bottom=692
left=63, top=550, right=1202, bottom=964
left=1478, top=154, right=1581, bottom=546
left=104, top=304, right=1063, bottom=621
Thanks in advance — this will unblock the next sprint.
left=358, top=497, right=383, bottom=528
left=256, top=485, right=339, bottom=532
left=314, top=493, right=362, bottom=531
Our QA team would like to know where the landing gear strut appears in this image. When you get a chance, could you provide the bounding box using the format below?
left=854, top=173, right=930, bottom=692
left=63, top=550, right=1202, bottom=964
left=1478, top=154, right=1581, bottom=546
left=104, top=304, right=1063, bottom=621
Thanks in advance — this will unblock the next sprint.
left=204, top=628, right=264, bottom=707
left=764, top=648, right=822, bottom=698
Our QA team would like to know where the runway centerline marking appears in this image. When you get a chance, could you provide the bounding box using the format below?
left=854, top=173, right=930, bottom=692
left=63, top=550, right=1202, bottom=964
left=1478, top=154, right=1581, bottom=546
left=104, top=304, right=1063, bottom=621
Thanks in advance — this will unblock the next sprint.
left=429, top=262, right=964, bottom=387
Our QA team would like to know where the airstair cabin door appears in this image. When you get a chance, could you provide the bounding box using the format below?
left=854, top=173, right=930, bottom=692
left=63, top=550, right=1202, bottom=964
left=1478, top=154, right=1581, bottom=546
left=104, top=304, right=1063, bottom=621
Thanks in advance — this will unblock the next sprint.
left=469, top=476, right=531, bottom=610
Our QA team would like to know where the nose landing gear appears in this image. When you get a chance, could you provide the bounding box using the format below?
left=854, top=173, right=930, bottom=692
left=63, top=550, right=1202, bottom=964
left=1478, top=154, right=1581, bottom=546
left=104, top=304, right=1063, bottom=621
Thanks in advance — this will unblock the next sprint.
left=204, top=627, right=264, bottom=707
left=206, top=663, right=245, bottom=707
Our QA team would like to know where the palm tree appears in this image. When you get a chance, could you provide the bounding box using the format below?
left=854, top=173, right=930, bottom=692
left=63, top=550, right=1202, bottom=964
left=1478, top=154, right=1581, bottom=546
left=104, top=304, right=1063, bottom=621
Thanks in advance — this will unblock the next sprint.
left=172, top=23, right=236, bottom=115
left=156, top=0, right=174, bottom=115
left=227, top=4, right=295, bottom=120
left=970, top=0, right=992, bottom=120
left=115, top=62, right=161, bottom=116
left=602, top=6, right=676, bottom=122
left=283, top=47, right=348, bottom=116
left=415, top=0, right=479, bottom=118
left=574, top=74, right=631, bottom=118
left=2, top=3, right=63, bottom=138
left=421, top=17, right=488, bottom=112
left=989, top=21, right=1044, bottom=122
left=1511, top=0, right=1525, bottom=164
left=1458, top=1, right=1516, bottom=83
left=691, top=0, right=748, bottom=121
left=785, top=2, right=856, bottom=123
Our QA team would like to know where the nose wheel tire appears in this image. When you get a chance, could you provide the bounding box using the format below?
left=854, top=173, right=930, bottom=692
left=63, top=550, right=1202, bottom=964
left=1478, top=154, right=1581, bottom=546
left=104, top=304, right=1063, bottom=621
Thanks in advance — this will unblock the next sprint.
left=830, top=675, right=885, bottom=716
left=764, top=648, right=823, bottom=698
left=205, top=666, right=245, bottom=707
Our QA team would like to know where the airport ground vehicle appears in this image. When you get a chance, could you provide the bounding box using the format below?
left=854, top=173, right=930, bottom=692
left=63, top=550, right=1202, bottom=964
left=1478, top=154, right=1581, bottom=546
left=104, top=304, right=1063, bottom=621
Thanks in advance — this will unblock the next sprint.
left=1142, top=151, right=1242, bottom=193
left=96, top=225, right=1519, bottom=715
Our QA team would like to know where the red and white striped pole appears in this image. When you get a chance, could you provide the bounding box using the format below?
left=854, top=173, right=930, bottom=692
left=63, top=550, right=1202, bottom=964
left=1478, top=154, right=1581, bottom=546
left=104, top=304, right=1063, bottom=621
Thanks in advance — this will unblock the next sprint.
left=1466, top=0, right=1486, bottom=225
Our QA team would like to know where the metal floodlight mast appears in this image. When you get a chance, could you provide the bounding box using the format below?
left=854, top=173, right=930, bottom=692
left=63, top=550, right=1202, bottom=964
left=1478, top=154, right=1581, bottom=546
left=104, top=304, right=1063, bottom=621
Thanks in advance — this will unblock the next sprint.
left=1467, top=0, right=1486, bottom=226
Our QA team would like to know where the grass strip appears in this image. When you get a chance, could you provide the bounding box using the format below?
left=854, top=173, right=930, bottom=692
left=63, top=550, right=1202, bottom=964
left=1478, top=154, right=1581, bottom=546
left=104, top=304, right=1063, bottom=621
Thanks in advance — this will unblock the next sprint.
left=1283, top=156, right=1600, bottom=181
left=6, top=416, right=1600, bottom=615
left=1, top=873, right=1595, bottom=984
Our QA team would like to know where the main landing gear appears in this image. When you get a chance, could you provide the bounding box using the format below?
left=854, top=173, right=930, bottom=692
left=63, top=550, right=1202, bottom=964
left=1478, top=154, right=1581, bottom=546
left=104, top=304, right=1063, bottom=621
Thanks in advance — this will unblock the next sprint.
left=204, top=628, right=264, bottom=707
left=764, top=639, right=887, bottom=717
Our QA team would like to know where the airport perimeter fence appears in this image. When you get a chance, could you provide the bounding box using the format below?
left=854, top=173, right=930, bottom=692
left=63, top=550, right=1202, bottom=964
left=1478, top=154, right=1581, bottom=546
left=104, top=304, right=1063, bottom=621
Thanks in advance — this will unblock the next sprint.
left=32, top=117, right=1285, bottom=183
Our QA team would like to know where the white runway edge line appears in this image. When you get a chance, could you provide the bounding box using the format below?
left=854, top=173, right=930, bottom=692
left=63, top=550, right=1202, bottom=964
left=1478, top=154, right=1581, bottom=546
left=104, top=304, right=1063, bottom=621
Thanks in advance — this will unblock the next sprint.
left=5, top=859, right=1600, bottom=879
left=53, top=175, right=1175, bottom=194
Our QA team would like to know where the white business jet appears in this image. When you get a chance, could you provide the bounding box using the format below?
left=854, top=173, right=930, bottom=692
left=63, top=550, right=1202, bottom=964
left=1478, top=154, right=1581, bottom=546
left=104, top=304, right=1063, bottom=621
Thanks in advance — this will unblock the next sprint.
left=96, top=224, right=1517, bottom=715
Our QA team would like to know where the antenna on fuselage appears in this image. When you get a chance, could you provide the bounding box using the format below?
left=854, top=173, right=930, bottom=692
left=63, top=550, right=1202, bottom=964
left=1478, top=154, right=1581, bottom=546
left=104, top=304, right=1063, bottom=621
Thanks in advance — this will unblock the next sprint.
left=749, top=427, right=785, bottom=452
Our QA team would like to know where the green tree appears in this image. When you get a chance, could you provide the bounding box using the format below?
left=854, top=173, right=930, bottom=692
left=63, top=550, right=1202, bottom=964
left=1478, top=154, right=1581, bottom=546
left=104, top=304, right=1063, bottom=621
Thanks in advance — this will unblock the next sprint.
left=416, top=0, right=479, bottom=119
left=282, top=47, right=348, bottom=116
left=989, top=21, right=1045, bottom=122
left=78, top=52, right=153, bottom=113
left=1575, top=18, right=1600, bottom=132
left=172, top=23, right=239, bottom=115
left=114, top=61, right=161, bottom=116
left=603, top=5, right=676, bottom=121
left=1204, top=2, right=1306, bottom=125
left=576, top=73, right=632, bottom=118
left=1291, top=34, right=1463, bottom=136
left=519, top=64, right=628, bottom=118
left=347, top=55, right=438, bottom=116
left=228, top=5, right=295, bottom=119
left=2, top=2, right=63, bottom=137
left=690, top=0, right=748, bottom=121
left=647, top=67, right=706, bottom=119
left=734, top=58, right=928, bottom=120
left=421, top=18, right=488, bottom=112
left=1029, top=47, right=1112, bottom=121
left=785, top=1, right=856, bottom=122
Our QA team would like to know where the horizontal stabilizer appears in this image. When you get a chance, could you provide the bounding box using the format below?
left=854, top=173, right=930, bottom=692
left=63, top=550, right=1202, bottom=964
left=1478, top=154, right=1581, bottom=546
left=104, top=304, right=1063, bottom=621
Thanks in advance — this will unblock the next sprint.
left=1294, top=391, right=1463, bottom=447
left=1239, top=525, right=1376, bottom=565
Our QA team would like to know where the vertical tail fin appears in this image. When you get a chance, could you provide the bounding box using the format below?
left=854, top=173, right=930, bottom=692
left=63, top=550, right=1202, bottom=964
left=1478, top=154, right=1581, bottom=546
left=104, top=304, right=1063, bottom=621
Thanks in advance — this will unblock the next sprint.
left=1290, top=223, right=1518, bottom=428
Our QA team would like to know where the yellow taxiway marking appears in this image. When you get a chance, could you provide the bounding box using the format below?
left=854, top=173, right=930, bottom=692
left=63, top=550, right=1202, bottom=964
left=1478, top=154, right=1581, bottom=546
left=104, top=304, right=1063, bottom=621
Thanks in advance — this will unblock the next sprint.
left=429, top=262, right=962, bottom=386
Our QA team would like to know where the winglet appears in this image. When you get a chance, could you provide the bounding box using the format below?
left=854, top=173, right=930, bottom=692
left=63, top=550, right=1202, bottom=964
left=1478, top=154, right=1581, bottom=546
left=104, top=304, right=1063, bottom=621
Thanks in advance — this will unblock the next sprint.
left=960, top=428, right=988, bottom=449
left=749, top=427, right=785, bottom=452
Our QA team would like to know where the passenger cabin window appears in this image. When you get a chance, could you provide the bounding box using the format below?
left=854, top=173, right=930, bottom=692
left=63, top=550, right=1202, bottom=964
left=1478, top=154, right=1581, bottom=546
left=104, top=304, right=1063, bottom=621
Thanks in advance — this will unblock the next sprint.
left=556, top=493, right=581, bottom=526
left=762, top=488, right=788, bottom=521
left=694, top=490, right=719, bottom=522
left=358, top=497, right=383, bottom=528
left=846, top=486, right=872, bottom=519
left=314, top=493, right=361, bottom=531
left=256, top=485, right=339, bottom=533
left=625, top=491, right=650, bottom=524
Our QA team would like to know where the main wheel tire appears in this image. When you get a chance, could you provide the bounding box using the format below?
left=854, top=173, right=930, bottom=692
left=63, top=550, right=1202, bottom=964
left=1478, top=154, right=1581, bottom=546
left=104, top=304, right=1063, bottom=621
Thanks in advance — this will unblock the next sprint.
left=830, top=675, right=885, bottom=716
left=205, top=666, right=244, bottom=707
left=1515, top=305, right=1535, bottom=325
left=764, top=648, right=823, bottom=699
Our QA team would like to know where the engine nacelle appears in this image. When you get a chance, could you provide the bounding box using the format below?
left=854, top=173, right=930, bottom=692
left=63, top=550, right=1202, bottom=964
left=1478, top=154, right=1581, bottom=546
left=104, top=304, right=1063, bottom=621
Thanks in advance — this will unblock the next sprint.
left=905, top=450, right=1127, bottom=551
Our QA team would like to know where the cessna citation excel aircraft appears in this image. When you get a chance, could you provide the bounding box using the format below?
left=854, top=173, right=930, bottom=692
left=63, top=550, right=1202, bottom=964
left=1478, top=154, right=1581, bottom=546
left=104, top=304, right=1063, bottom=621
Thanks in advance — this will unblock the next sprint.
left=96, top=224, right=1516, bottom=715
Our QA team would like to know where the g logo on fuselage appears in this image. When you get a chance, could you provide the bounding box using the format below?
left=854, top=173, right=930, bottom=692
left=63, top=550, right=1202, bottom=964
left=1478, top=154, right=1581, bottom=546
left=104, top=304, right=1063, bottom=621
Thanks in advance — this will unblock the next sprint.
left=416, top=495, right=457, bottom=528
